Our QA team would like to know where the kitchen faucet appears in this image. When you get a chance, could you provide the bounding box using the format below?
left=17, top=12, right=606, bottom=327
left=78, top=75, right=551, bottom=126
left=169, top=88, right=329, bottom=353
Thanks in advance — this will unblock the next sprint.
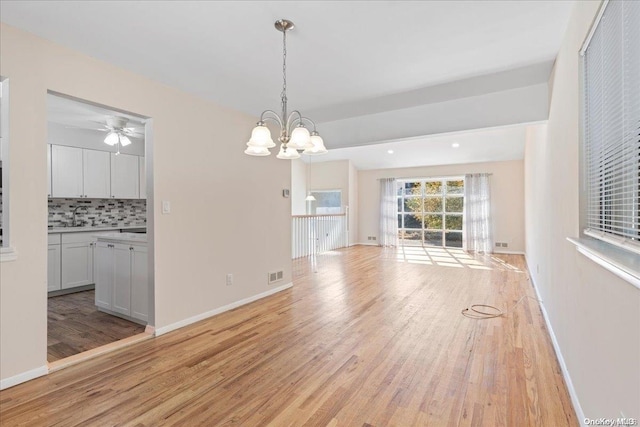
left=72, top=206, right=87, bottom=227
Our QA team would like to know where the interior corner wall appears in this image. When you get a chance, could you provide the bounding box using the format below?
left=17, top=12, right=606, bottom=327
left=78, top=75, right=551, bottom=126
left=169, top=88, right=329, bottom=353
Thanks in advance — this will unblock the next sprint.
left=0, top=23, right=291, bottom=384
left=347, top=160, right=358, bottom=245
left=357, top=160, right=524, bottom=251
left=524, top=0, right=640, bottom=419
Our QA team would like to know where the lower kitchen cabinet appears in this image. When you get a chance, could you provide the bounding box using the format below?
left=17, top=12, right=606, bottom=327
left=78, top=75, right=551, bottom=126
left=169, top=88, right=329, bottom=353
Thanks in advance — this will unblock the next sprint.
left=130, top=245, right=149, bottom=322
left=61, top=241, right=94, bottom=289
left=112, top=244, right=132, bottom=316
left=47, top=244, right=61, bottom=292
left=94, top=241, right=148, bottom=324
left=94, top=241, right=113, bottom=309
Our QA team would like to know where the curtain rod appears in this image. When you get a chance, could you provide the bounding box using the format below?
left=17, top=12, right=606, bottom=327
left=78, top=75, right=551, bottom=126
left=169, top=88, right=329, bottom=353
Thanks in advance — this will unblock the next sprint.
left=377, top=173, right=493, bottom=181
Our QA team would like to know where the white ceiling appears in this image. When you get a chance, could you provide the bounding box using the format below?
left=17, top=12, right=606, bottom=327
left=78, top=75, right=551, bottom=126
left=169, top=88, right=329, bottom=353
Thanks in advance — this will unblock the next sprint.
left=47, top=93, right=146, bottom=133
left=310, top=124, right=529, bottom=170
left=1, top=0, right=573, bottom=166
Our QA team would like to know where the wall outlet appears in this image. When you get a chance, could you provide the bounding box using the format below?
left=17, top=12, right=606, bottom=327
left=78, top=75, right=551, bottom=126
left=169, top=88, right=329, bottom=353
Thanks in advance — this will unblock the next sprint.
left=226, top=273, right=233, bottom=286
left=367, top=236, right=377, bottom=241
left=161, top=200, right=171, bottom=214
left=268, top=270, right=284, bottom=284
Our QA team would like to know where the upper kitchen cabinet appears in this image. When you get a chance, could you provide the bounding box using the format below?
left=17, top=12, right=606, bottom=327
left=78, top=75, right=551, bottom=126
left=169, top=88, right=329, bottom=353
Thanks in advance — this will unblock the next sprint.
left=139, top=156, right=146, bottom=200
left=83, top=150, right=111, bottom=198
left=49, top=144, right=143, bottom=199
left=51, top=146, right=111, bottom=198
left=47, top=144, right=52, bottom=197
left=111, top=153, right=139, bottom=199
left=51, top=145, right=83, bottom=198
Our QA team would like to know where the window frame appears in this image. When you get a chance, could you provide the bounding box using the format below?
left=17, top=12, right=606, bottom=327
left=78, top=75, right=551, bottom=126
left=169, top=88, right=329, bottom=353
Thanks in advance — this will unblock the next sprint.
left=396, top=177, right=464, bottom=248
left=579, top=0, right=640, bottom=256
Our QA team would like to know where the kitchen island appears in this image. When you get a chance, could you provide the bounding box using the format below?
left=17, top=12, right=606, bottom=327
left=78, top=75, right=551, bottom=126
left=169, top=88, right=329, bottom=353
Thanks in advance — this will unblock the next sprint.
left=94, top=233, right=149, bottom=325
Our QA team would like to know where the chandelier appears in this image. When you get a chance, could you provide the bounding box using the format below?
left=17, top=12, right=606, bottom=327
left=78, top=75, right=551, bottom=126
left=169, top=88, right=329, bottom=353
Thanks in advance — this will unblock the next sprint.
left=244, top=19, right=328, bottom=159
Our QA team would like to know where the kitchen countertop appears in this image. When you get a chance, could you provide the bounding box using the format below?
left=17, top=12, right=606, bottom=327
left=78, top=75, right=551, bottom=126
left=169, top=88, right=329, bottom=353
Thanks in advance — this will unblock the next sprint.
left=48, top=225, right=146, bottom=234
left=95, top=232, right=148, bottom=244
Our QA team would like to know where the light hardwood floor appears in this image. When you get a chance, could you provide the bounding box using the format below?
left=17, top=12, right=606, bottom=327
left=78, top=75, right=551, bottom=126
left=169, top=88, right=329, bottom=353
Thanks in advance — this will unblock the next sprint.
left=48, top=290, right=146, bottom=362
left=0, top=246, right=577, bottom=426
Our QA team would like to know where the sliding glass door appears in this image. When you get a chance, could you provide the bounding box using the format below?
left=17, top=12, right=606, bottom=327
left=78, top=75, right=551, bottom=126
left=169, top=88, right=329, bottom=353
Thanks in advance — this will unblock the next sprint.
left=397, top=178, right=464, bottom=247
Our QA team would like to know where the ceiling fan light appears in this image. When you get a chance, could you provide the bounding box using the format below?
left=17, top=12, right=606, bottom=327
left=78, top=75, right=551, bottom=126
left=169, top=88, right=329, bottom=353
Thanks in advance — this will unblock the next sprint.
left=287, top=126, right=311, bottom=150
left=303, top=133, right=328, bottom=155
left=247, top=124, right=275, bottom=148
left=104, top=132, right=119, bottom=146
left=276, top=144, right=300, bottom=160
left=244, top=145, right=271, bottom=156
left=120, top=135, right=132, bottom=146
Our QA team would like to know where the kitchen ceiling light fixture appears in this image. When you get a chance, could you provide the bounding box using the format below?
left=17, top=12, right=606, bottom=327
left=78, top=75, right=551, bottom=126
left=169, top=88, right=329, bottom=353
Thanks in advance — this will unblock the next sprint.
left=245, top=19, right=328, bottom=159
left=102, top=117, right=135, bottom=155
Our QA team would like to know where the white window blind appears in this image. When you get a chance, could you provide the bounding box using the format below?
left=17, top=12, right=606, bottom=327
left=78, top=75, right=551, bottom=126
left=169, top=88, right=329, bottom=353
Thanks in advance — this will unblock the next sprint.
left=583, top=0, right=640, bottom=252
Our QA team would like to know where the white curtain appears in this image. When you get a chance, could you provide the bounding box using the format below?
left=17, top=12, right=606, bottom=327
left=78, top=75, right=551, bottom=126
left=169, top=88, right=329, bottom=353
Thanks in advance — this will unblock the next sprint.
left=463, top=173, right=493, bottom=253
left=379, top=178, right=398, bottom=247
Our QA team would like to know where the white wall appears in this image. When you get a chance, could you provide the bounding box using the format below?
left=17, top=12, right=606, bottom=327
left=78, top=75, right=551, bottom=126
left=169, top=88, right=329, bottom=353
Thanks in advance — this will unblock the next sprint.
left=525, top=0, right=640, bottom=420
left=358, top=160, right=524, bottom=252
left=348, top=161, right=358, bottom=247
left=309, top=159, right=358, bottom=245
left=290, top=159, right=306, bottom=216
left=0, top=23, right=291, bottom=384
left=291, top=158, right=358, bottom=244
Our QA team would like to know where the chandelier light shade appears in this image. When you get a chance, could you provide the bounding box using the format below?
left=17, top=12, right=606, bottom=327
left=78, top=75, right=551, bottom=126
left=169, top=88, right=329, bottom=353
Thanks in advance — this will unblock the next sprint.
left=244, top=19, right=328, bottom=159
left=303, top=132, right=328, bottom=155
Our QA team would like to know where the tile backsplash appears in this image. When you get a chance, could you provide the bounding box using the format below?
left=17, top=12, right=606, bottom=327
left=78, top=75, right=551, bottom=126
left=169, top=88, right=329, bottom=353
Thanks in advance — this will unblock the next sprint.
left=48, top=198, right=146, bottom=228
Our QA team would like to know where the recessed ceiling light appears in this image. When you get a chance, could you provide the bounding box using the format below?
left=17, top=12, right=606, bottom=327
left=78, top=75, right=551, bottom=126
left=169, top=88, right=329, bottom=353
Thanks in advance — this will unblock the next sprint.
left=452, top=143, right=460, bottom=148
left=387, top=150, right=394, bottom=154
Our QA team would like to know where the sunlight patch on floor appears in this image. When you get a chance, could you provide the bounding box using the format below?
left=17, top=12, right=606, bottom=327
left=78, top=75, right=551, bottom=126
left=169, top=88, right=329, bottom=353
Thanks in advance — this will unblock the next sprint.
left=387, top=246, right=523, bottom=272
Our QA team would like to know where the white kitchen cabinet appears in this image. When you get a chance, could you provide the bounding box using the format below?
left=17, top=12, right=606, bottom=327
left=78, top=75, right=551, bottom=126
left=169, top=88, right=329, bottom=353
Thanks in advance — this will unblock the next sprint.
left=49, top=145, right=142, bottom=200
left=111, top=153, right=139, bottom=199
left=130, top=245, right=148, bottom=322
left=112, top=244, right=132, bottom=315
left=51, top=145, right=83, bottom=198
left=47, top=243, right=61, bottom=292
left=138, top=156, right=146, bottom=200
left=94, top=241, right=113, bottom=309
left=94, top=239, right=148, bottom=323
left=61, top=241, right=94, bottom=289
left=83, top=149, right=111, bottom=198
left=47, top=144, right=52, bottom=198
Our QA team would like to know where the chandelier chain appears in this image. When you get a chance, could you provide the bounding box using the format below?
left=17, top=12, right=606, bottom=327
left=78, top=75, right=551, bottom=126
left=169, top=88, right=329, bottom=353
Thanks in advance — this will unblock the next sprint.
left=281, top=28, right=288, bottom=122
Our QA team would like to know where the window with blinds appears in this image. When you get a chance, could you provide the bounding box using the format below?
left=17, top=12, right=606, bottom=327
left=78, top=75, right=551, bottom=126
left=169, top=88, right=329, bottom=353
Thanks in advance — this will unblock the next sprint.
left=582, top=0, right=640, bottom=253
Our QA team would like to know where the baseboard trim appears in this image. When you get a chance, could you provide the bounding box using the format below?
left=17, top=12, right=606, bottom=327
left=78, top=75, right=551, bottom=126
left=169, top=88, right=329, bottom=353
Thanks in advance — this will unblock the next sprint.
left=155, top=282, right=293, bottom=336
left=494, top=250, right=525, bottom=255
left=524, top=256, right=585, bottom=425
left=0, top=365, right=48, bottom=390
left=356, top=242, right=379, bottom=246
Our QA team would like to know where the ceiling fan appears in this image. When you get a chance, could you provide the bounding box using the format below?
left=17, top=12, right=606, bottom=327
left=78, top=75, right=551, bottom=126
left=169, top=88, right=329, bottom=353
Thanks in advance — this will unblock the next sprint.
left=97, top=117, right=144, bottom=155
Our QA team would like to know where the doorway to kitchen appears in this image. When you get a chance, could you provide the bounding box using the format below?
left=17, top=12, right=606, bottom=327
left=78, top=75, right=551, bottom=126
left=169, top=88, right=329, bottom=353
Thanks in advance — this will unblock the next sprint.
left=46, top=92, right=155, bottom=365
